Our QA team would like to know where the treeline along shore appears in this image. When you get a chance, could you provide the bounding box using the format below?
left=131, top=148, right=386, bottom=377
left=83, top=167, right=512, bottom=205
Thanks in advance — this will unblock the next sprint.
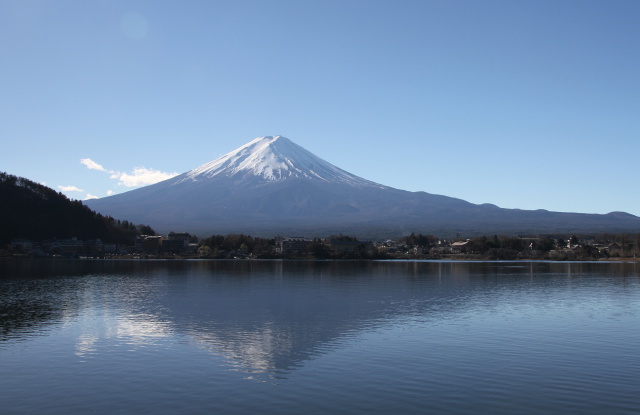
left=198, top=232, right=640, bottom=261
left=5, top=232, right=640, bottom=261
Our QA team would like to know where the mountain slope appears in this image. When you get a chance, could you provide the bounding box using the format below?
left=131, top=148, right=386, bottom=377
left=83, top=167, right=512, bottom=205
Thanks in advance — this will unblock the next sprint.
left=0, top=172, right=152, bottom=245
left=86, top=136, right=640, bottom=237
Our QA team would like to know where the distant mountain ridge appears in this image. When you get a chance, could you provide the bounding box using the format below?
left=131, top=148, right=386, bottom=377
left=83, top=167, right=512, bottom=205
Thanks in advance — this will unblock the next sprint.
left=86, top=136, right=640, bottom=238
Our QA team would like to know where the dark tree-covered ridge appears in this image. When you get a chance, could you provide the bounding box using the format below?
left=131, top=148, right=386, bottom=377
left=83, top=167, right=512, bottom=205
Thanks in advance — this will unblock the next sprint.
left=0, top=172, right=153, bottom=245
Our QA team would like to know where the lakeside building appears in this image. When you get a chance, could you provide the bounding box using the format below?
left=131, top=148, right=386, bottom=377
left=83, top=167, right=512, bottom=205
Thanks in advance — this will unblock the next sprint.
left=135, top=233, right=197, bottom=254
left=135, top=235, right=162, bottom=254
left=5, top=232, right=197, bottom=257
left=275, top=236, right=312, bottom=255
left=7, top=238, right=127, bottom=257
left=450, top=239, right=470, bottom=254
left=10, top=239, right=33, bottom=252
left=45, top=238, right=86, bottom=255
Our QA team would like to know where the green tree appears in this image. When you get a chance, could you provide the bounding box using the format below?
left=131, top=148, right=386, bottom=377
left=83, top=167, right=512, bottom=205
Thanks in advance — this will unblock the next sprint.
left=138, top=224, right=156, bottom=235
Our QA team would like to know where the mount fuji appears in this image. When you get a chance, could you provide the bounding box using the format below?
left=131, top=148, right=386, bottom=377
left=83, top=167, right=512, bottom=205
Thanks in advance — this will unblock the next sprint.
left=86, top=136, right=640, bottom=237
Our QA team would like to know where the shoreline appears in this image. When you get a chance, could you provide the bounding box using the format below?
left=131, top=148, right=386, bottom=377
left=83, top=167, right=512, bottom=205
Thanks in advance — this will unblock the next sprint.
left=3, top=255, right=639, bottom=263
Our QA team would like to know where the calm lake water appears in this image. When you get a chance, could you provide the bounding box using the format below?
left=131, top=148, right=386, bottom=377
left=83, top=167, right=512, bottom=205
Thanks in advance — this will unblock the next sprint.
left=1, top=259, right=640, bottom=414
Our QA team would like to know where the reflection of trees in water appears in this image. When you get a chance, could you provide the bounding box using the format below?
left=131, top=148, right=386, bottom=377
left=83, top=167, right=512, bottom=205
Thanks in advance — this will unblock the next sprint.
left=0, top=297, right=58, bottom=342
left=1, top=259, right=639, bottom=377
left=0, top=267, right=88, bottom=342
left=0, top=259, right=172, bottom=343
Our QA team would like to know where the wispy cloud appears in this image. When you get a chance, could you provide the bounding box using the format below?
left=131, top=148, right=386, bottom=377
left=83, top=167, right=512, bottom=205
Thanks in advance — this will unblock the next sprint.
left=110, top=168, right=179, bottom=187
left=81, top=157, right=179, bottom=193
left=80, top=158, right=107, bottom=171
left=84, top=193, right=99, bottom=200
left=58, top=185, right=84, bottom=192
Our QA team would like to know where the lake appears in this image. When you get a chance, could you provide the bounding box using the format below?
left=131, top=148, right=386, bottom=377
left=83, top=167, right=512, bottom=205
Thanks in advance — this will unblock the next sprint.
left=1, top=259, right=640, bottom=414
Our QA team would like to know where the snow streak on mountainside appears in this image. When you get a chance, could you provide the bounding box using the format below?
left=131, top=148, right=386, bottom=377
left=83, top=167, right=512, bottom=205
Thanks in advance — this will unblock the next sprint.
left=176, top=136, right=386, bottom=188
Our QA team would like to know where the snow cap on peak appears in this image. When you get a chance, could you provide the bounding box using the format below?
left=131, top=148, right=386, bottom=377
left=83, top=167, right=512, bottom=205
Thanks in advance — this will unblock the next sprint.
left=181, top=135, right=385, bottom=188
left=247, top=135, right=292, bottom=146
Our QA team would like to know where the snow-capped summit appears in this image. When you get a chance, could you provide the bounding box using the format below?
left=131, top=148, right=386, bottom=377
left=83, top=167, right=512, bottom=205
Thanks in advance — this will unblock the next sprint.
left=180, top=135, right=383, bottom=187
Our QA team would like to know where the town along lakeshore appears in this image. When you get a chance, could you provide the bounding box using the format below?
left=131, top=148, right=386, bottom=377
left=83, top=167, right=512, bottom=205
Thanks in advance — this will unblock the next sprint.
left=6, top=232, right=640, bottom=261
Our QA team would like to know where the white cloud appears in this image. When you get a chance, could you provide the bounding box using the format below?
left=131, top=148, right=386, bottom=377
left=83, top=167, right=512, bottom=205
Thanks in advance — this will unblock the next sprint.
left=84, top=193, right=99, bottom=200
left=80, top=158, right=106, bottom=171
left=79, top=157, right=178, bottom=192
left=58, top=185, right=84, bottom=192
left=111, top=167, right=179, bottom=187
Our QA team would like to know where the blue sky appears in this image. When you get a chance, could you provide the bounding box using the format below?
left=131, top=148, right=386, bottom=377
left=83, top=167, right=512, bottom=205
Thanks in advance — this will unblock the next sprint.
left=2, top=0, right=639, bottom=216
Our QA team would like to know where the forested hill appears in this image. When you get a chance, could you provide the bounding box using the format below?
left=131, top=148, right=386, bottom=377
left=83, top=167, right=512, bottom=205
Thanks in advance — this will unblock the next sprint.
left=0, top=172, right=154, bottom=245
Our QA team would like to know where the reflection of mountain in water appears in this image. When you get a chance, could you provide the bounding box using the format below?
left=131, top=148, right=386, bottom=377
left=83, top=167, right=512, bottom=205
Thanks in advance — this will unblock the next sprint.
left=162, top=261, right=431, bottom=377
left=2, top=259, right=638, bottom=378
